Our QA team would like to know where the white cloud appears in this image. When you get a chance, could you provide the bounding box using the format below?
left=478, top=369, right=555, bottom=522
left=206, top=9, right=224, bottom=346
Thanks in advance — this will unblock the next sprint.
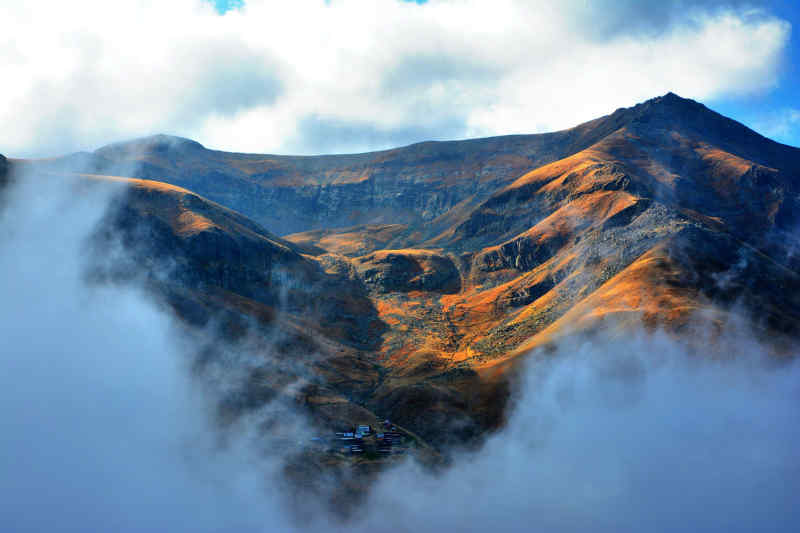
left=355, top=331, right=800, bottom=532
left=0, top=0, right=791, bottom=157
left=0, top=171, right=293, bottom=532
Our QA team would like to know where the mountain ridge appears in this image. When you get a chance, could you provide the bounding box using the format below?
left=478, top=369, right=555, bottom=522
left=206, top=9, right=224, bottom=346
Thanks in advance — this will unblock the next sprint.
left=86, top=92, right=800, bottom=159
left=31, top=92, right=797, bottom=237
left=5, top=92, right=800, bottom=451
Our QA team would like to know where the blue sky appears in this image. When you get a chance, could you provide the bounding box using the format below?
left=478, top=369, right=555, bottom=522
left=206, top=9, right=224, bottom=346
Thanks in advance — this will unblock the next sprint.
left=710, top=0, right=800, bottom=146
left=211, top=0, right=244, bottom=12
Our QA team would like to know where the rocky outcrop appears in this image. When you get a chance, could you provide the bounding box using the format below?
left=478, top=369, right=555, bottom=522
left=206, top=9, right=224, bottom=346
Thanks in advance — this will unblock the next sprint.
left=353, top=250, right=461, bottom=294
left=0, top=154, right=7, bottom=188
left=473, top=233, right=568, bottom=273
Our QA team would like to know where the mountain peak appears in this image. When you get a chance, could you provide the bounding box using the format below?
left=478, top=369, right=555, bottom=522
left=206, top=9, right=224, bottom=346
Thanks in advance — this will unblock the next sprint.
left=657, top=91, right=686, bottom=102
left=606, top=91, right=756, bottom=139
left=142, top=133, right=204, bottom=148
left=599, top=91, right=800, bottom=172
left=630, top=91, right=707, bottom=116
left=95, top=134, right=205, bottom=158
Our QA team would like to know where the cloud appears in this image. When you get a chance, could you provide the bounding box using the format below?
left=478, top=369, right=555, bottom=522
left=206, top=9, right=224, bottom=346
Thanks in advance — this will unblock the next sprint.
left=288, top=113, right=468, bottom=153
left=0, top=0, right=791, bottom=157
left=1, top=167, right=800, bottom=531
left=0, top=170, right=300, bottom=532
left=356, top=331, right=800, bottom=532
left=564, top=0, right=757, bottom=39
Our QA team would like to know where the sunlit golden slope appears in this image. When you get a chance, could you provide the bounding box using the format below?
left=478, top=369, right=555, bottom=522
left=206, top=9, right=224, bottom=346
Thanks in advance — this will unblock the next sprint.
left=274, top=94, right=800, bottom=444
left=286, top=224, right=410, bottom=256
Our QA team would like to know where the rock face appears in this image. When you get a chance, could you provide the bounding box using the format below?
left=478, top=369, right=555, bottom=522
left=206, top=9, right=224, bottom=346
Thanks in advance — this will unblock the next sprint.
left=0, top=154, right=7, bottom=188
left=353, top=250, right=461, bottom=294
left=19, top=93, right=800, bottom=450
left=71, top=176, right=392, bottom=448
left=88, top=177, right=385, bottom=349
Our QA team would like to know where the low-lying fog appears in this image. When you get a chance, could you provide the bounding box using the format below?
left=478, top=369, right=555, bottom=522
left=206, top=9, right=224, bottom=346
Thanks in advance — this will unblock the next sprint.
left=1, top=171, right=799, bottom=532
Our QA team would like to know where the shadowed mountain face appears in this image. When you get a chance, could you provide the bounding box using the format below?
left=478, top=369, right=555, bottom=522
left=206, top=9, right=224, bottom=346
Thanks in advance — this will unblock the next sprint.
left=0, top=154, right=7, bottom=189
left=11, top=93, right=800, bottom=448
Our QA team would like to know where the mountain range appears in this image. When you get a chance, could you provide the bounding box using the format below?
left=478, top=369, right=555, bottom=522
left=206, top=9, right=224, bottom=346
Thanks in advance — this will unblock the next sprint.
left=5, top=92, right=800, bottom=449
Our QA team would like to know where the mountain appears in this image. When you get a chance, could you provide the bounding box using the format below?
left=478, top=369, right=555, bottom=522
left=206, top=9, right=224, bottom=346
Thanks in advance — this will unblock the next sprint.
left=31, top=100, right=690, bottom=236
left=9, top=93, right=800, bottom=448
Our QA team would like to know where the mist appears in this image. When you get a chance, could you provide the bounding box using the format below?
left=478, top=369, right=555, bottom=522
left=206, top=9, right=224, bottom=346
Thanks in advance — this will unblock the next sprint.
left=358, top=332, right=800, bottom=532
left=0, top=172, right=294, bottom=532
left=1, top=169, right=799, bottom=532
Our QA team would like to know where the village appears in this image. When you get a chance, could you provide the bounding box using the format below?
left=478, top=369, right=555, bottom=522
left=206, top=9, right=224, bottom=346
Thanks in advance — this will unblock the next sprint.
left=309, top=419, right=411, bottom=457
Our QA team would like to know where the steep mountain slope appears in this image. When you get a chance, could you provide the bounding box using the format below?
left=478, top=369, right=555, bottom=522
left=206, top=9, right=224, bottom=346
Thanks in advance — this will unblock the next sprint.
left=0, top=170, right=389, bottom=436
left=427, top=94, right=800, bottom=355
left=286, top=94, right=800, bottom=440
left=0, top=154, right=8, bottom=191
left=10, top=93, right=800, bottom=449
